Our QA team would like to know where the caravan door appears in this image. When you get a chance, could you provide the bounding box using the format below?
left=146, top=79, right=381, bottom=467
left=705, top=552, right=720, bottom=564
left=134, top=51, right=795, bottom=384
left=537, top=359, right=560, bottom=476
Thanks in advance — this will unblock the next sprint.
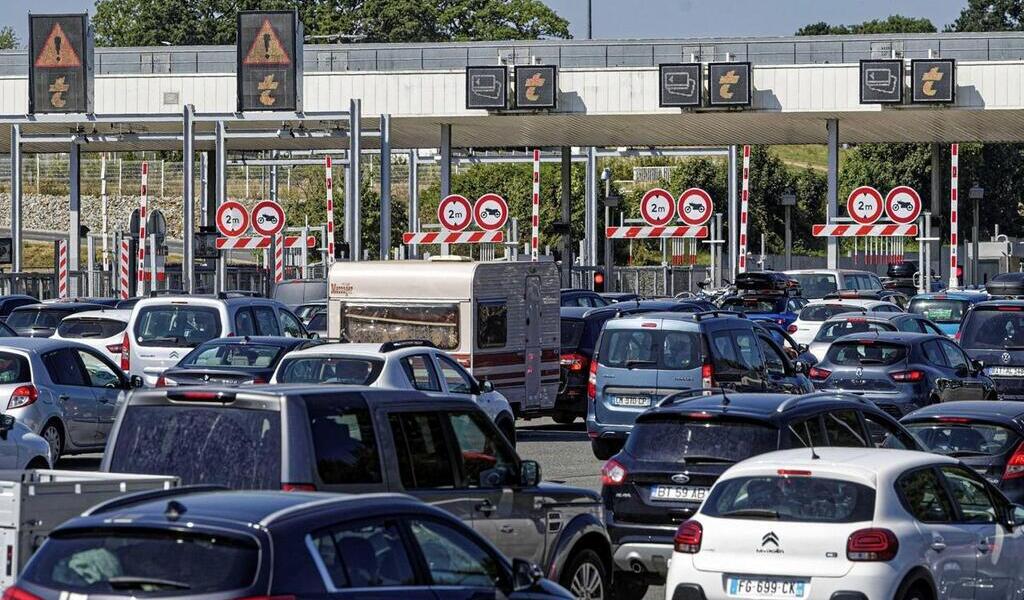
left=524, top=276, right=543, bottom=412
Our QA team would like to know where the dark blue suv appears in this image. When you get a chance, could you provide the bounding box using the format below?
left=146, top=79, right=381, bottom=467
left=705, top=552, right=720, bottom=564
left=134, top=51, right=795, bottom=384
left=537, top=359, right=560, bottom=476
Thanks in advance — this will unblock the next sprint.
left=12, top=488, right=572, bottom=599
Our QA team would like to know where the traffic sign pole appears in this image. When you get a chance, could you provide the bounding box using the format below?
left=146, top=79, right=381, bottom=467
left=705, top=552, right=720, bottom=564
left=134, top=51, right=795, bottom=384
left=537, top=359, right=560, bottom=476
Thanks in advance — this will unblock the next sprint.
left=949, top=143, right=959, bottom=288
left=325, top=156, right=335, bottom=263
left=137, top=162, right=148, bottom=296
left=532, top=149, right=540, bottom=262
left=738, top=146, right=750, bottom=273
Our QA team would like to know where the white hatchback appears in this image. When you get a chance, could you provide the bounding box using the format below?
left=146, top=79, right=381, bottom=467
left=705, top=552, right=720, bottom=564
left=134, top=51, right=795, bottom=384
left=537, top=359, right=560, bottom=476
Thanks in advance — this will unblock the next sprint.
left=788, top=299, right=902, bottom=346
left=51, top=309, right=130, bottom=364
left=664, top=447, right=1024, bottom=600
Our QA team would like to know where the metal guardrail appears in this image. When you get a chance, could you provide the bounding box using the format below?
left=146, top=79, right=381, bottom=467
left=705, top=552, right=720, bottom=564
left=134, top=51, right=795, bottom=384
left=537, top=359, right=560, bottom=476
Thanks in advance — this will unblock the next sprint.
left=1, top=33, right=1024, bottom=76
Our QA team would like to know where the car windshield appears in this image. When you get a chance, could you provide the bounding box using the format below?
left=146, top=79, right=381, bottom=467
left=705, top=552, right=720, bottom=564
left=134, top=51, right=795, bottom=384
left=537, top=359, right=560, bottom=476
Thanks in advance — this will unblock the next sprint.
left=702, top=475, right=875, bottom=523
left=598, top=329, right=702, bottom=370
left=904, top=422, right=1019, bottom=457
left=959, top=308, right=1024, bottom=350
left=21, top=529, right=258, bottom=595
left=908, top=299, right=969, bottom=325
left=8, top=308, right=73, bottom=330
left=57, top=318, right=126, bottom=339
left=108, top=405, right=281, bottom=488
left=133, top=306, right=221, bottom=348
left=561, top=319, right=585, bottom=349
left=625, top=417, right=778, bottom=462
left=180, top=344, right=283, bottom=369
left=825, top=341, right=908, bottom=366
left=721, top=298, right=783, bottom=314
left=275, top=356, right=384, bottom=385
left=787, top=274, right=838, bottom=299
left=814, top=319, right=894, bottom=343
left=799, top=304, right=865, bottom=322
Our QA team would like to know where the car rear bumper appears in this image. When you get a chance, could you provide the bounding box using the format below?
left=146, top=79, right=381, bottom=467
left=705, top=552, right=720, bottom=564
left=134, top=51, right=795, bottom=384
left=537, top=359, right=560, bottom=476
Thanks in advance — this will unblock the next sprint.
left=614, top=542, right=673, bottom=580
left=990, top=376, right=1024, bottom=399
left=810, top=387, right=920, bottom=416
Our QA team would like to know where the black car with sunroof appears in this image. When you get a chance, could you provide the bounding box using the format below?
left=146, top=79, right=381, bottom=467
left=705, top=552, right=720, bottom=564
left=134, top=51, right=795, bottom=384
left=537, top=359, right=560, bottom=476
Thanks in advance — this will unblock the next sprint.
left=600, top=390, right=920, bottom=595
left=902, top=401, right=1024, bottom=503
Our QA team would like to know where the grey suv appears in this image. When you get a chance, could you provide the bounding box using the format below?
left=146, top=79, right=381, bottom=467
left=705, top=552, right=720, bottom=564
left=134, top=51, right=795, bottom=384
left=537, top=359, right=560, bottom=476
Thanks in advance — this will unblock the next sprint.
left=100, top=386, right=612, bottom=600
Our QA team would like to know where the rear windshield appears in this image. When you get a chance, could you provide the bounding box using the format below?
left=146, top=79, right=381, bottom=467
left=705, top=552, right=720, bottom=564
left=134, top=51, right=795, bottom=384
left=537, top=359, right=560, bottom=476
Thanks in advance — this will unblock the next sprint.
left=904, top=422, right=1019, bottom=457
left=276, top=356, right=384, bottom=385
left=702, top=475, right=876, bottom=523
left=908, top=299, right=968, bottom=324
left=7, top=308, right=73, bottom=330
left=626, top=418, right=778, bottom=463
left=133, top=306, right=221, bottom=348
left=826, top=341, right=907, bottom=366
left=108, top=405, right=281, bottom=489
left=274, top=281, right=327, bottom=306
left=799, top=304, right=864, bottom=322
left=341, top=302, right=459, bottom=350
left=959, top=308, right=1024, bottom=350
left=0, top=352, right=30, bottom=384
left=787, top=274, right=838, bottom=299
left=180, top=344, right=283, bottom=369
left=814, top=319, right=893, bottom=343
left=22, top=529, right=258, bottom=595
left=721, top=298, right=783, bottom=314
left=561, top=319, right=585, bottom=349
left=307, top=312, right=327, bottom=331
left=598, top=329, right=702, bottom=370
left=57, top=318, right=126, bottom=339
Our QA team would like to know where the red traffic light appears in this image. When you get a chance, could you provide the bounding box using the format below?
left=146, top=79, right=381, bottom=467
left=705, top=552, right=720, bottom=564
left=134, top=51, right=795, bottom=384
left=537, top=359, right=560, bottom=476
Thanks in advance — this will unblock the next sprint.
left=593, top=271, right=606, bottom=292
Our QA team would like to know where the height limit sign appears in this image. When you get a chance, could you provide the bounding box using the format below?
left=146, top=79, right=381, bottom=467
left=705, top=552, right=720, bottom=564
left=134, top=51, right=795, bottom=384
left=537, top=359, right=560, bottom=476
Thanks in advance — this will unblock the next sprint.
left=237, top=10, right=301, bottom=112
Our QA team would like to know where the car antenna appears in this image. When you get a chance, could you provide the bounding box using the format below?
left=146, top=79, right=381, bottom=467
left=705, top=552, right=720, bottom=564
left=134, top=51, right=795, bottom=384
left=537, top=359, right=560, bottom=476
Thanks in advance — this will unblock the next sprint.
left=810, top=442, right=820, bottom=460
left=720, top=386, right=730, bottom=409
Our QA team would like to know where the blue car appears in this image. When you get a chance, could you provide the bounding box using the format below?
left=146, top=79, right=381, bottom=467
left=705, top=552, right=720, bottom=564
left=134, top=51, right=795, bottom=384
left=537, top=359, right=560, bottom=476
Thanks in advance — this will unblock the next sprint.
left=907, top=291, right=988, bottom=337
left=720, top=294, right=806, bottom=328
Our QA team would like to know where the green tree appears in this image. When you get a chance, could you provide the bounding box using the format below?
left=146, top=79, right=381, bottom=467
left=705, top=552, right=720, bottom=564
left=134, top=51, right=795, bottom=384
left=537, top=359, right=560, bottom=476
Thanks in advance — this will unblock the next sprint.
left=951, top=0, right=1024, bottom=31
left=0, top=26, right=18, bottom=50
left=796, top=15, right=935, bottom=36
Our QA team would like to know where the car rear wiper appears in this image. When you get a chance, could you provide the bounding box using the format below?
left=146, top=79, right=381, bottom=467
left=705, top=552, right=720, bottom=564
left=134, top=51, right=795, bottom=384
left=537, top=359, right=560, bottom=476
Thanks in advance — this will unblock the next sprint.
left=107, top=577, right=191, bottom=591
left=625, top=360, right=657, bottom=369
left=857, top=359, right=886, bottom=365
left=719, top=508, right=780, bottom=519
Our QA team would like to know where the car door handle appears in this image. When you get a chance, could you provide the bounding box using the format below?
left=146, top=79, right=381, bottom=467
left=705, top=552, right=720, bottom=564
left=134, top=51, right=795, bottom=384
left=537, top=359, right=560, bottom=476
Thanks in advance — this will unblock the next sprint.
left=930, top=540, right=946, bottom=552
left=474, top=500, right=496, bottom=515
left=978, top=540, right=992, bottom=553
left=499, top=524, right=514, bottom=534
left=58, top=395, right=69, bottom=402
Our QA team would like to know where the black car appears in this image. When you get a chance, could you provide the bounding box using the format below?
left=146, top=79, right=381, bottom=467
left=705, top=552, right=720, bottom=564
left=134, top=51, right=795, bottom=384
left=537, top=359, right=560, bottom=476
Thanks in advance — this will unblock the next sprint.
left=601, top=390, right=921, bottom=594
left=6, top=302, right=107, bottom=337
left=809, top=331, right=996, bottom=417
left=734, top=271, right=798, bottom=293
left=600, top=292, right=641, bottom=303
left=13, top=488, right=572, bottom=600
left=101, top=387, right=612, bottom=599
left=156, top=336, right=323, bottom=387
left=752, top=319, right=816, bottom=364
left=0, top=295, right=38, bottom=322
left=560, top=288, right=610, bottom=308
left=958, top=300, right=1024, bottom=400
left=902, top=401, right=1024, bottom=504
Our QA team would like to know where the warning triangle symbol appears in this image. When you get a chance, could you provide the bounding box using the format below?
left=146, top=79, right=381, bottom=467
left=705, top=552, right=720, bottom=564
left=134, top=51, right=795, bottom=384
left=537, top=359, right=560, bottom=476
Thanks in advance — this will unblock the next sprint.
left=34, top=23, right=82, bottom=68
left=243, top=19, right=291, bottom=66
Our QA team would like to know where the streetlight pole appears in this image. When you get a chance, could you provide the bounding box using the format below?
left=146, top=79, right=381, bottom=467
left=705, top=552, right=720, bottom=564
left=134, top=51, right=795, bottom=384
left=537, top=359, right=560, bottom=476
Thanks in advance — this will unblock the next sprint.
left=970, top=183, right=984, bottom=286
left=781, top=190, right=796, bottom=271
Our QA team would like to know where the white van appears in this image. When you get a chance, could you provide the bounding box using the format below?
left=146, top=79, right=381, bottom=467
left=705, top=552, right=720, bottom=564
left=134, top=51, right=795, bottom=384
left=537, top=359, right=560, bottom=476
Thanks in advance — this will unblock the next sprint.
left=327, top=257, right=560, bottom=416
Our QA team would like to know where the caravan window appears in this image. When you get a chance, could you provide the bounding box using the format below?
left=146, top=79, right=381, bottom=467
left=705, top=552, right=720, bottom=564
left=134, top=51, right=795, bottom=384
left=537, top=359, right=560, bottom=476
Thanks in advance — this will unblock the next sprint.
left=477, top=300, right=508, bottom=349
left=340, top=303, right=460, bottom=350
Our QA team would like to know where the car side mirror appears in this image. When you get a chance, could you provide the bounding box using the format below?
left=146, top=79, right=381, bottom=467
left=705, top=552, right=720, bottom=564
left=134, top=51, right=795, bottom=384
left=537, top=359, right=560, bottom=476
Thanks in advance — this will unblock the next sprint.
left=478, top=379, right=494, bottom=394
left=1007, top=504, right=1024, bottom=530
left=519, top=460, right=541, bottom=488
left=308, top=332, right=319, bottom=340
left=793, top=360, right=807, bottom=375
left=0, top=414, right=13, bottom=439
left=797, top=343, right=809, bottom=354
left=512, top=558, right=544, bottom=592
left=972, top=359, right=985, bottom=373
left=129, top=375, right=145, bottom=389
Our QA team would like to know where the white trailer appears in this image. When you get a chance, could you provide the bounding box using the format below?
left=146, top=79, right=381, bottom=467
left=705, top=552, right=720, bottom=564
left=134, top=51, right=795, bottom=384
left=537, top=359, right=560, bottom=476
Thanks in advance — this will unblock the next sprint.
left=328, top=257, right=561, bottom=416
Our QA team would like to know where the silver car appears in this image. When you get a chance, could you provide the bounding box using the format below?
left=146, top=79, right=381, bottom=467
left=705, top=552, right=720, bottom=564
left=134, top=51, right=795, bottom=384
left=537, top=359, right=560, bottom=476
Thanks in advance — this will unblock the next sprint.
left=0, top=338, right=140, bottom=461
left=0, top=414, right=50, bottom=469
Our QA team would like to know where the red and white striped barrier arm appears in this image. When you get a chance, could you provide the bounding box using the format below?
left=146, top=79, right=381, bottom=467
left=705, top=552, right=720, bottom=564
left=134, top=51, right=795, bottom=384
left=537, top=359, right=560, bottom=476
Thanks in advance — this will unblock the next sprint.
left=119, top=239, right=130, bottom=300
left=605, top=226, right=709, bottom=239
left=216, top=235, right=316, bottom=250
left=57, top=240, right=68, bottom=299
left=402, top=231, right=505, bottom=245
left=738, top=145, right=751, bottom=273
left=812, top=224, right=919, bottom=237
left=325, top=156, right=335, bottom=264
left=274, top=232, right=284, bottom=284
left=531, top=149, right=540, bottom=261
left=949, top=143, right=959, bottom=287
left=136, top=162, right=148, bottom=295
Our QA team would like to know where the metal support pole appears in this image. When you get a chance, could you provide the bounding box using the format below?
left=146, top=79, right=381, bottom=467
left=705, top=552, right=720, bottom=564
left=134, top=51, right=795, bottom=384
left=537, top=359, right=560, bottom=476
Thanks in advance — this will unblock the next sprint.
left=973, top=197, right=980, bottom=286
left=585, top=147, right=597, bottom=266
left=182, top=104, right=195, bottom=294
left=200, top=153, right=209, bottom=227
left=727, top=146, right=738, bottom=280
left=379, top=114, right=391, bottom=260
left=440, top=123, right=452, bottom=256
left=924, top=212, right=932, bottom=290
left=715, top=213, right=723, bottom=286
left=930, top=144, right=943, bottom=283
left=69, top=139, right=81, bottom=297
left=346, top=98, right=362, bottom=261
left=408, top=150, right=419, bottom=258
left=205, top=151, right=217, bottom=228
left=784, top=205, right=792, bottom=270
left=10, top=125, right=21, bottom=274
left=149, top=234, right=158, bottom=289
left=826, top=118, right=840, bottom=269
left=86, top=234, right=95, bottom=297
left=215, top=121, right=227, bottom=293
left=560, top=146, right=572, bottom=285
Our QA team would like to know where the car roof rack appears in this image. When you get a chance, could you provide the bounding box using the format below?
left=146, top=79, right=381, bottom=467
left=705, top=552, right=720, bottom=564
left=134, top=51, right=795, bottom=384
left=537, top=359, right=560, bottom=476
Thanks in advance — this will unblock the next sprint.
left=82, top=484, right=228, bottom=516
left=379, top=339, right=436, bottom=353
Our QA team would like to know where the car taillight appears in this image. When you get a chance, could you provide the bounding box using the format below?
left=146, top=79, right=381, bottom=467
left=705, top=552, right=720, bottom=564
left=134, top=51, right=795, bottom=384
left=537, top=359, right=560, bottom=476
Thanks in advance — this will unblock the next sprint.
left=674, top=520, right=703, bottom=553
left=890, top=369, right=925, bottom=383
left=587, top=359, right=598, bottom=401
left=1004, top=442, right=1024, bottom=480
left=2, top=586, right=42, bottom=600
left=808, top=366, right=831, bottom=381
left=252, top=376, right=268, bottom=384
left=7, top=385, right=37, bottom=410
left=155, top=375, right=167, bottom=388
left=282, top=483, right=316, bottom=492
left=954, top=332, right=961, bottom=342
left=560, top=353, right=588, bottom=372
left=787, top=324, right=798, bottom=334
left=847, top=528, right=898, bottom=561
left=600, top=459, right=627, bottom=486
left=106, top=343, right=123, bottom=354
left=701, top=363, right=714, bottom=389
left=120, top=332, right=130, bottom=371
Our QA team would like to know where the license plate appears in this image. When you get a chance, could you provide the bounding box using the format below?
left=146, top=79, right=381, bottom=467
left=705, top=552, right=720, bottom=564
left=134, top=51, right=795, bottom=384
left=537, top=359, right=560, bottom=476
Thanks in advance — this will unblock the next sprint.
left=612, top=395, right=651, bottom=407
left=650, top=485, right=708, bottom=502
left=727, top=577, right=807, bottom=599
left=989, top=366, right=1024, bottom=377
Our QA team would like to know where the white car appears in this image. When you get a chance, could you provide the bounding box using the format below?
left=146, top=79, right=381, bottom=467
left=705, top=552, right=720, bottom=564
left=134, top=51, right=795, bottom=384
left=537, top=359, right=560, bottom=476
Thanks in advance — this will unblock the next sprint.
left=664, top=447, right=1024, bottom=600
left=271, top=340, right=518, bottom=444
left=789, top=299, right=903, bottom=346
left=784, top=269, right=885, bottom=301
left=51, top=309, right=130, bottom=364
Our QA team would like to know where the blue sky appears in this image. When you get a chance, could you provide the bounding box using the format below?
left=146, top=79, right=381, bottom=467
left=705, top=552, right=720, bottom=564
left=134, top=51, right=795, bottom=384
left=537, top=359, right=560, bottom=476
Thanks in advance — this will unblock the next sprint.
left=2, top=0, right=967, bottom=43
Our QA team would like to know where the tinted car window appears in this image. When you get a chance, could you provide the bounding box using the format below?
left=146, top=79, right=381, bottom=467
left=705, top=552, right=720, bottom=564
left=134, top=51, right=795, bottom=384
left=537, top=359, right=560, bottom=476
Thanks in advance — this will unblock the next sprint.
left=702, top=476, right=875, bottom=523
left=477, top=301, right=507, bottom=349
left=448, top=413, right=516, bottom=487
left=57, top=318, right=126, bottom=339
left=134, top=306, right=221, bottom=348
left=941, top=466, right=998, bottom=523
left=21, top=530, right=259, bottom=595
left=561, top=319, right=585, bottom=349
left=182, top=344, right=283, bottom=369
left=863, top=413, right=915, bottom=449
left=108, top=405, right=281, bottom=489
left=922, top=341, right=947, bottom=367
left=823, top=410, right=869, bottom=447
left=389, top=413, right=455, bottom=489
left=799, top=304, right=864, bottom=322
left=814, top=319, right=892, bottom=342
left=400, top=355, right=441, bottom=391
left=905, top=422, right=1019, bottom=457
left=409, top=519, right=503, bottom=588
left=710, top=329, right=761, bottom=373
left=437, top=356, right=474, bottom=395
left=598, top=329, right=701, bottom=370
left=788, top=417, right=826, bottom=448
left=939, top=340, right=969, bottom=370
left=908, top=299, right=968, bottom=324
left=826, top=341, right=907, bottom=366
left=279, top=310, right=305, bottom=338
left=310, top=521, right=415, bottom=589
left=897, top=468, right=954, bottom=523
left=307, top=398, right=382, bottom=485
left=896, top=318, right=926, bottom=333
left=721, top=298, right=783, bottom=314
left=757, top=336, right=786, bottom=375
left=276, top=357, right=383, bottom=385
left=0, top=352, right=31, bottom=384
left=787, top=274, right=838, bottom=298
left=8, top=308, right=73, bottom=330
left=253, top=306, right=280, bottom=336
left=307, top=312, right=326, bottom=332
left=960, top=308, right=1024, bottom=350
left=43, top=349, right=88, bottom=386
left=78, top=350, right=121, bottom=388
left=235, top=309, right=256, bottom=337
left=626, top=417, right=778, bottom=463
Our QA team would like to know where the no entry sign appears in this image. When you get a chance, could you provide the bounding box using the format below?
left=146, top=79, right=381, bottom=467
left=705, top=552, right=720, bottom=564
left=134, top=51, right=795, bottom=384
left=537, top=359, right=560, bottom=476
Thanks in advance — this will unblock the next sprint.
left=251, top=200, right=286, bottom=236
left=677, top=188, right=713, bottom=226
left=847, top=186, right=884, bottom=225
left=640, top=188, right=675, bottom=227
left=438, top=194, right=473, bottom=232
left=216, top=200, right=249, bottom=237
left=474, top=193, right=509, bottom=231
left=885, top=186, right=922, bottom=224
